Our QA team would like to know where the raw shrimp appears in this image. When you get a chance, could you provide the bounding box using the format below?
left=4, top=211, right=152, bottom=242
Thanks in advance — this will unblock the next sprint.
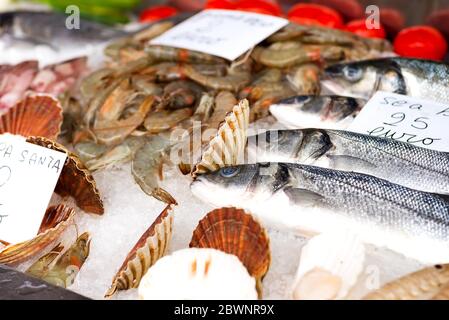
left=145, top=45, right=226, bottom=64
left=207, top=91, right=237, bottom=130
left=144, top=108, right=193, bottom=134
left=131, top=133, right=177, bottom=205
left=252, top=44, right=345, bottom=68
left=41, top=233, right=91, bottom=288
left=86, top=136, right=146, bottom=171
left=286, top=63, right=321, bottom=94
left=26, top=244, right=64, bottom=279
left=93, top=95, right=154, bottom=145
left=182, top=64, right=251, bottom=92
left=157, top=80, right=203, bottom=110
left=74, top=141, right=108, bottom=163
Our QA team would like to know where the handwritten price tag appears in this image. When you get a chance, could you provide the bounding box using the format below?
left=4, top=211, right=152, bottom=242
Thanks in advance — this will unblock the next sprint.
left=0, top=134, right=67, bottom=244
left=150, top=9, right=288, bottom=61
left=348, top=91, right=449, bottom=152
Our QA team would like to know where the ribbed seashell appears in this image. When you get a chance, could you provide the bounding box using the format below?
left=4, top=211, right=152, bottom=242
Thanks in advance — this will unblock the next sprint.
left=292, top=231, right=365, bottom=300
left=138, top=248, right=258, bottom=300
left=105, top=204, right=175, bottom=298
left=0, top=205, right=75, bottom=265
left=364, top=264, right=449, bottom=300
left=189, top=207, right=271, bottom=297
left=192, top=99, right=249, bottom=177
left=27, top=136, right=104, bottom=215
left=0, top=95, right=63, bottom=140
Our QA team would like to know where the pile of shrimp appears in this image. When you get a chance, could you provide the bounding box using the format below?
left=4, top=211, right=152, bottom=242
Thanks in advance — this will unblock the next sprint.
left=62, top=21, right=391, bottom=205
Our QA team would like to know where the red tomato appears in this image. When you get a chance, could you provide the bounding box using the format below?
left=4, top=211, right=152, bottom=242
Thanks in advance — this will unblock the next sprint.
left=205, top=0, right=237, bottom=10
left=311, top=0, right=363, bottom=21
left=394, top=26, right=448, bottom=60
left=139, top=6, right=178, bottom=23
left=346, top=19, right=386, bottom=39
left=288, top=3, right=344, bottom=29
left=236, top=0, right=282, bottom=16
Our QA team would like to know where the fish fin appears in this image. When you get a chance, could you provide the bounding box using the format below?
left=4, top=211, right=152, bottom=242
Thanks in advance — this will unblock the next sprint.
left=326, top=155, right=376, bottom=171
left=284, top=187, right=324, bottom=207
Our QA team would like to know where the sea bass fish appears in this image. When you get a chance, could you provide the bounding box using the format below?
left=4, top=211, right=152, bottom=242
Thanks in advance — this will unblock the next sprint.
left=191, top=163, right=449, bottom=264
left=0, top=11, right=128, bottom=48
left=322, top=57, right=449, bottom=103
left=247, top=128, right=449, bottom=194
left=269, top=95, right=366, bottom=130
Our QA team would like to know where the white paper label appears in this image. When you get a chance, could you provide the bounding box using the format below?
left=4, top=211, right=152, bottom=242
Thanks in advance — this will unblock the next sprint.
left=150, top=9, right=288, bottom=61
left=0, top=134, right=67, bottom=244
left=348, top=91, right=449, bottom=152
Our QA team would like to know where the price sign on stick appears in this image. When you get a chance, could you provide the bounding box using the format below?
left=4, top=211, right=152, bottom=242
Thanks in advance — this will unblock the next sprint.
left=150, top=9, right=288, bottom=61
left=348, top=91, right=449, bottom=152
left=0, top=134, right=67, bottom=244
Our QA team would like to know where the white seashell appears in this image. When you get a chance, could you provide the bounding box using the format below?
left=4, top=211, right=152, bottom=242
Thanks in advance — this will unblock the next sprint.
left=291, top=231, right=365, bottom=300
left=138, top=248, right=258, bottom=300
left=192, top=99, right=250, bottom=177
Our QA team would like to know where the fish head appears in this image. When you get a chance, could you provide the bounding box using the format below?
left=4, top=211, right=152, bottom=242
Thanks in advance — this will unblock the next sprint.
left=322, top=61, right=380, bottom=99
left=75, top=232, right=91, bottom=261
left=191, top=164, right=259, bottom=207
left=247, top=130, right=304, bottom=163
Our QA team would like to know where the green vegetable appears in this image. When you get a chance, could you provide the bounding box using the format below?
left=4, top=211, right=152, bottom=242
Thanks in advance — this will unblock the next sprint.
left=48, top=0, right=134, bottom=24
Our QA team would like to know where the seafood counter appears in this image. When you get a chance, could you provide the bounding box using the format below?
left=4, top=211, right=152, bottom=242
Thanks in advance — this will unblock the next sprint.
left=2, top=13, right=449, bottom=300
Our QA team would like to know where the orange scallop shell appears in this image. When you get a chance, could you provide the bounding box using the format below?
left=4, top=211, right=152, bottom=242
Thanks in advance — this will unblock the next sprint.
left=189, top=207, right=271, bottom=296
left=105, top=204, right=175, bottom=298
left=0, top=95, right=63, bottom=140
left=0, top=204, right=75, bottom=265
left=26, top=136, right=104, bottom=215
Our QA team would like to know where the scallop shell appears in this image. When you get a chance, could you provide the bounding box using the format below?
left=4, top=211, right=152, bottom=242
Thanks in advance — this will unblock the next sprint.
left=189, top=207, right=271, bottom=297
left=0, top=204, right=75, bottom=265
left=105, top=204, right=175, bottom=298
left=138, top=248, right=258, bottom=300
left=26, top=136, right=104, bottom=215
left=432, top=281, right=449, bottom=300
left=192, top=99, right=250, bottom=177
left=364, top=264, right=449, bottom=300
left=292, top=231, right=365, bottom=300
left=0, top=95, right=63, bottom=140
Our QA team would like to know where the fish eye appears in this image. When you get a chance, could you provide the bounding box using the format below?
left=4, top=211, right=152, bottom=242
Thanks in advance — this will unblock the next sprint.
left=296, top=96, right=311, bottom=104
left=220, top=166, right=240, bottom=178
left=343, top=66, right=363, bottom=82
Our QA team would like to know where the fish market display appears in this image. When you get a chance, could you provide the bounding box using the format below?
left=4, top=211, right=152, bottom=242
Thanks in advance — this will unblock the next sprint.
left=190, top=207, right=271, bottom=296
left=2, top=6, right=448, bottom=301
left=364, top=264, right=449, bottom=300
left=138, top=248, right=258, bottom=300
left=248, top=128, right=449, bottom=194
left=0, top=57, right=87, bottom=112
left=0, top=205, right=75, bottom=265
left=105, top=204, right=175, bottom=298
left=27, top=232, right=91, bottom=288
left=191, top=163, right=449, bottom=264
left=291, top=231, right=365, bottom=300
left=269, top=95, right=366, bottom=129
left=323, top=57, right=449, bottom=103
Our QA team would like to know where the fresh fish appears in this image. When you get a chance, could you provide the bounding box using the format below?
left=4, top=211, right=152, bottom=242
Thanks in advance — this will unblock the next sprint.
left=322, top=58, right=449, bottom=103
left=247, top=128, right=449, bottom=194
left=0, top=11, right=130, bottom=65
left=269, top=95, right=366, bottom=130
left=0, top=11, right=128, bottom=49
left=191, top=163, right=449, bottom=264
